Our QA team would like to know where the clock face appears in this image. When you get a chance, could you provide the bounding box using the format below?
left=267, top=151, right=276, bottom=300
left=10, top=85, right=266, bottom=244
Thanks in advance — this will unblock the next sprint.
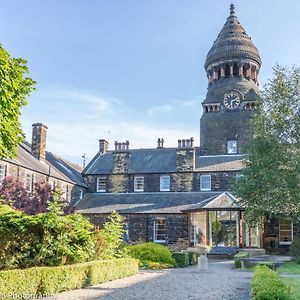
left=223, top=91, right=241, bottom=109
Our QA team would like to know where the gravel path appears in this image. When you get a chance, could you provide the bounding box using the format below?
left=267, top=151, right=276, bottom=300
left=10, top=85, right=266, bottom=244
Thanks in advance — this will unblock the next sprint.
left=54, top=260, right=252, bottom=300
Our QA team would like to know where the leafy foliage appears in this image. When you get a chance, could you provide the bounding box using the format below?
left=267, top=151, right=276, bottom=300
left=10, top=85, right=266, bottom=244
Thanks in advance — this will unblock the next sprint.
left=0, top=258, right=138, bottom=296
left=127, top=242, right=175, bottom=269
left=0, top=45, right=36, bottom=159
left=99, top=211, right=126, bottom=259
left=233, top=65, right=300, bottom=226
left=251, top=265, right=292, bottom=300
left=172, top=251, right=189, bottom=268
left=0, top=177, right=73, bottom=214
left=0, top=201, right=98, bottom=269
left=289, top=234, right=300, bottom=263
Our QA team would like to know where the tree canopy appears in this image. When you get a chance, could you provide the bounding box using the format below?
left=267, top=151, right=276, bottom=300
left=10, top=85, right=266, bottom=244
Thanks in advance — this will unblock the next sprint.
left=234, top=65, right=300, bottom=226
left=0, top=45, right=35, bottom=159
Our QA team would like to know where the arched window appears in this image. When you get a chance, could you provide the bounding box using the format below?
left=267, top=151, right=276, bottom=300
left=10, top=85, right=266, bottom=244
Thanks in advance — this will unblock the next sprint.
left=225, top=65, right=230, bottom=77
left=233, top=64, right=239, bottom=76
left=217, top=67, right=221, bottom=80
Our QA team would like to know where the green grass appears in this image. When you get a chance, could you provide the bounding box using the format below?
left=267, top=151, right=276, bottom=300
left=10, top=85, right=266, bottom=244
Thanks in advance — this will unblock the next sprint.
left=281, top=277, right=300, bottom=299
left=278, top=262, right=300, bottom=274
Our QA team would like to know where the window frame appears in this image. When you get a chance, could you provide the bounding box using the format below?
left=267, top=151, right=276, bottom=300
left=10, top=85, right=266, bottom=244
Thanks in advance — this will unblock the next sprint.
left=0, top=165, right=5, bottom=182
left=25, top=173, right=33, bottom=192
left=279, top=219, right=293, bottom=245
left=134, top=176, right=144, bottom=192
left=227, top=140, right=237, bottom=154
left=200, top=174, right=211, bottom=191
left=160, top=175, right=170, bottom=192
left=153, top=219, right=166, bottom=243
left=96, top=177, right=107, bottom=193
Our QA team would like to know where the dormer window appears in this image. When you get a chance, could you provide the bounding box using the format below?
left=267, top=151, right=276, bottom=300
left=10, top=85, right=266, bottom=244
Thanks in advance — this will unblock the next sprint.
left=227, top=140, right=237, bottom=154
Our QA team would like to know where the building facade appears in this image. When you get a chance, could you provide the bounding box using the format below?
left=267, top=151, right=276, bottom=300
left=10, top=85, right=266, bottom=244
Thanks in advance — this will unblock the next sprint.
left=76, top=5, right=296, bottom=253
left=0, top=123, right=87, bottom=204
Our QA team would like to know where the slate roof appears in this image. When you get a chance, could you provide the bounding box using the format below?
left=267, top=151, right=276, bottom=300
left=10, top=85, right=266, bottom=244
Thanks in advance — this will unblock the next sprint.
left=83, top=147, right=243, bottom=175
left=3, top=142, right=86, bottom=187
left=195, top=155, right=244, bottom=171
left=75, top=192, right=224, bottom=214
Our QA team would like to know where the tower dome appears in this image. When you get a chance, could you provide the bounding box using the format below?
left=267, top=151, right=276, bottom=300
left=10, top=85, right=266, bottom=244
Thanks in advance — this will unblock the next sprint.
left=204, top=4, right=261, bottom=70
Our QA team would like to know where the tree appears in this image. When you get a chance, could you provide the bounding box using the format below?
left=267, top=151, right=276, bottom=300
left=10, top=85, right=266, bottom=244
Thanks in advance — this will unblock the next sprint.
left=0, top=45, right=36, bottom=159
left=0, top=177, right=74, bottom=215
left=234, top=65, right=300, bottom=226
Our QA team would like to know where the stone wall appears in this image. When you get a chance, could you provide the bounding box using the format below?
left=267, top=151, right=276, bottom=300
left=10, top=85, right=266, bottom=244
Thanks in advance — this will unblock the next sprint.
left=0, top=161, right=83, bottom=204
left=86, top=213, right=189, bottom=250
left=85, top=171, right=237, bottom=193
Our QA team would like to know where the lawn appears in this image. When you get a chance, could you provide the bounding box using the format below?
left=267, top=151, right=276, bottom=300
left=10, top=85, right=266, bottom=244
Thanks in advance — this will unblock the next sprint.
left=278, top=262, right=300, bottom=274
left=281, top=277, right=300, bottom=300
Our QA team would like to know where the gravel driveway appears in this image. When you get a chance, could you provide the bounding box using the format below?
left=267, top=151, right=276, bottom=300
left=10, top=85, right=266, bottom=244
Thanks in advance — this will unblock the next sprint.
left=55, top=260, right=252, bottom=300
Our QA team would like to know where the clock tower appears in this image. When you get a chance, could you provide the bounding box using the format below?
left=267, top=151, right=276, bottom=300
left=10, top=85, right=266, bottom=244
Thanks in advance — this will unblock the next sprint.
left=200, top=4, right=261, bottom=155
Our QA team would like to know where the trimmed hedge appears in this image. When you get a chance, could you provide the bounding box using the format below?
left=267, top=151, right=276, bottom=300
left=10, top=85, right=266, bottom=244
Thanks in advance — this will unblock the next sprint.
left=127, top=243, right=175, bottom=269
left=251, top=265, right=292, bottom=300
left=187, top=251, right=197, bottom=265
left=234, top=251, right=250, bottom=268
left=0, top=258, right=138, bottom=296
left=172, top=252, right=189, bottom=268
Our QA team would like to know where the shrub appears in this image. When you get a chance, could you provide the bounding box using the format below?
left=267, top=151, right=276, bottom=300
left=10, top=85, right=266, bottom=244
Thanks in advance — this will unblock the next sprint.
left=99, top=211, right=126, bottom=259
left=188, top=251, right=198, bottom=265
left=0, top=258, right=138, bottom=296
left=172, top=252, right=189, bottom=268
left=127, top=243, right=175, bottom=269
left=0, top=204, right=101, bottom=269
left=251, top=265, right=292, bottom=300
left=289, top=234, right=300, bottom=263
left=257, top=261, right=275, bottom=270
left=234, top=251, right=250, bottom=268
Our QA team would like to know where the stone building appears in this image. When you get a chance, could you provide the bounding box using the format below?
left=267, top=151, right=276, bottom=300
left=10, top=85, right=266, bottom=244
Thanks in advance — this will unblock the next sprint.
left=0, top=123, right=87, bottom=204
left=76, top=5, right=296, bottom=252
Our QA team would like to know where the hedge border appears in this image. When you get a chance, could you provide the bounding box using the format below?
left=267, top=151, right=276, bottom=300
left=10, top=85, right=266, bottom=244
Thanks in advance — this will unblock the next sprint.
left=0, top=257, right=138, bottom=297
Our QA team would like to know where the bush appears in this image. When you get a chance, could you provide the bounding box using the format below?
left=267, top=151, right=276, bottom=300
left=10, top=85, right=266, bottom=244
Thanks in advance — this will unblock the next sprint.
left=0, top=258, right=138, bottom=296
left=289, top=234, right=300, bottom=263
left=257, top=262, right=275, bottom=270
left=251, top=265, right=292, bottom=300
left=172, top=252, right=189, bottom=268
left=127, top=243, right=175, bottom=269
left=98, top=211, right=126, bottom=259
left=234, top=251, right=250, bottom=268
left=188, top=251, right=198, bottom=265
left=0, top=204, right=99, bottom=269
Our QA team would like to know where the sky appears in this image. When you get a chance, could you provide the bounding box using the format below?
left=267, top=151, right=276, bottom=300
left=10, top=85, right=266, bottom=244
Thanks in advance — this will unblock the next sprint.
left=1, top=0, right=300, bottom=166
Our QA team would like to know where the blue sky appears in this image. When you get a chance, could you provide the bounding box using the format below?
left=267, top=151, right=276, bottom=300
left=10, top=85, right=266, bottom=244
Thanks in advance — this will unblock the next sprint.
left=1, top=0, right=300, bottom=165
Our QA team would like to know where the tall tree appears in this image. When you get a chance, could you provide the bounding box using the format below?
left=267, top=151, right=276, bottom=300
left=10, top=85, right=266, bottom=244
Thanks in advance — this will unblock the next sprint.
left=234, top=65, right=300, bottom=226
left=0, top=45, right=36, bottom=159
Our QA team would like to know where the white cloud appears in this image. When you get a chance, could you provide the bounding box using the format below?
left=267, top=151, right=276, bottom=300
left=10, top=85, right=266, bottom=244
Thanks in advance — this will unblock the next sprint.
left=21, top=86, right=202, bottom=165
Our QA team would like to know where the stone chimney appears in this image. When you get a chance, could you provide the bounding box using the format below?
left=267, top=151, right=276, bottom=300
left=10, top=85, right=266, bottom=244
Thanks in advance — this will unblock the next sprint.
left=157, top=138, right=164, bottom=148
left=176, top=137, right=195, bottom=171
left=112, top=141, right=130, bottom=174
left=99, top=139, right=109, bottom=154
left=31, top=123, right=48, bottom=161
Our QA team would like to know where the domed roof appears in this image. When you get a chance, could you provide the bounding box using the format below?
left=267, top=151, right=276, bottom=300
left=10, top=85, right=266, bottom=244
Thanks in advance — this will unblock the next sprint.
left=204, top=4, right=261, bottom=69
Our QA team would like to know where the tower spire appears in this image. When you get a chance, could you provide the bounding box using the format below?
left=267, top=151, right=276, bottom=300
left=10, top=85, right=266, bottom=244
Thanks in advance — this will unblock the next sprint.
left=230, top=3, right=235, bottom=16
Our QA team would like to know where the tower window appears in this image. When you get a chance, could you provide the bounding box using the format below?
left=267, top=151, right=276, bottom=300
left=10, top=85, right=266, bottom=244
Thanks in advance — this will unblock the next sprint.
left=227, top=141, right=237, bottom=154
left=233, top=64, right=239, bottom=76
left=225, top=65, right=230, bottom=77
